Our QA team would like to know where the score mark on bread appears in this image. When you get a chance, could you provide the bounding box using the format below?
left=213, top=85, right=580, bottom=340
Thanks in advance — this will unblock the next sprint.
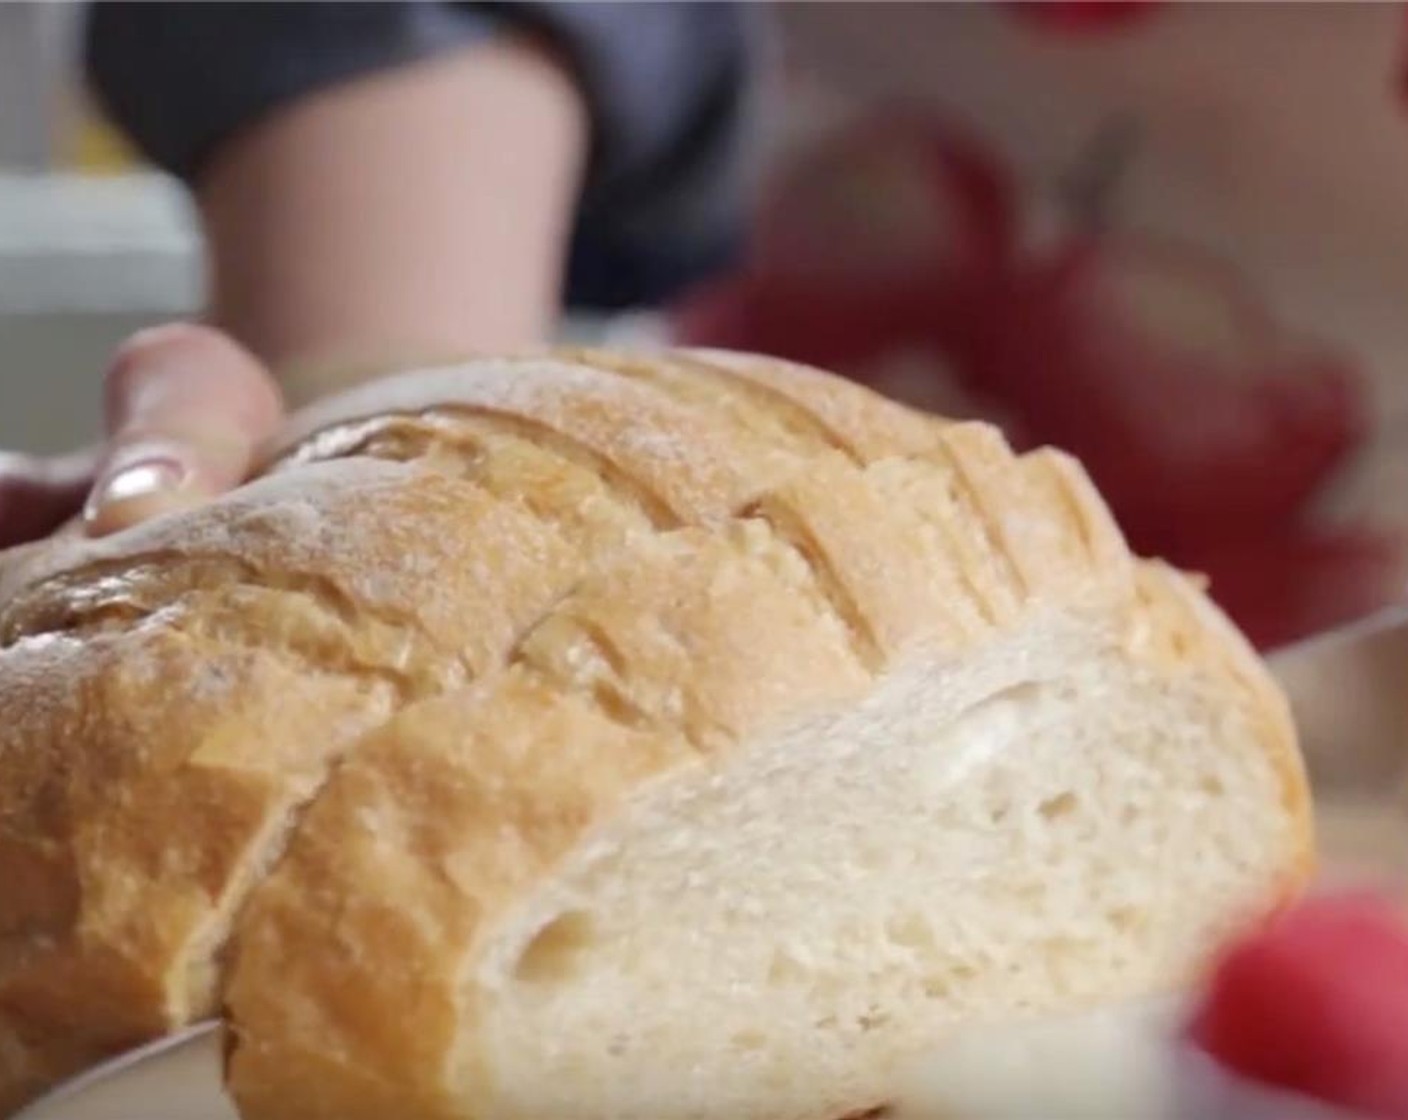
left=0, top=349, right=1309, bottom=1119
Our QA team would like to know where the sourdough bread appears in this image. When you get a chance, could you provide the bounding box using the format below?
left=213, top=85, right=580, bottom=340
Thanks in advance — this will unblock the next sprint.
left=0, top=348, right=1310, bottom=1118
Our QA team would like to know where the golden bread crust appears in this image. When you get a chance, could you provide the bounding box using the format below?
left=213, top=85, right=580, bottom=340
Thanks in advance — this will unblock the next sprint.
left=0, top=348, right=1309, bottom=1118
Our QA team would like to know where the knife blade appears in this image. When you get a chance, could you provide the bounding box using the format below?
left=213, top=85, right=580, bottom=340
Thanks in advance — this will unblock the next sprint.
left=12, top=1024, right=231, bottom=1120
left=1267, top=605, right=1408, bottom=796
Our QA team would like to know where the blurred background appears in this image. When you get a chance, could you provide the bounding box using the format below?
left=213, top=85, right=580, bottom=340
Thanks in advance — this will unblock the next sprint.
left=5, top=2, right=1408, bottom=649
left=0, top=4, right=199, bottom=455
left=0, top=3, right=628, bottom=458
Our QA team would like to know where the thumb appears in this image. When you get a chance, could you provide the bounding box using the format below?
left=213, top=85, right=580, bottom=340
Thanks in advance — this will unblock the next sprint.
left=83, top=324, right=284, bottom=537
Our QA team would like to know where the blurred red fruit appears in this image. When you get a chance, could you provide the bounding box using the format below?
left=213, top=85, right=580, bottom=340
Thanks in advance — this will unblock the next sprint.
left=674, top=109, right=1021, bottom=376
left=751, top=108, right=1015, bottom=285
left=1178, top=528, right=1404, bottom=651
left=976, top=236, right=1369, bottom=547
left=1006, top=0, right=1164, bottom=34
left=672, top=111, right=1387, bottom=648
left=1188, top=894, right=1408, bottom=1119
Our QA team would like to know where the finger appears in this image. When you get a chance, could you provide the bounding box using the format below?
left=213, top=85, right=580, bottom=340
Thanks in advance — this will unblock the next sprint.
left=0, top=448, right=99, bottom=548
left=84, top=323, right=283, bottom=537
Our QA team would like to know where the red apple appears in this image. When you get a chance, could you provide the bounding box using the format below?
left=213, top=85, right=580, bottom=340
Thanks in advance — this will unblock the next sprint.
left=848, top=345, right=1026, bottom=434
left=673, top=108, right=1021, bottom=388
left=672, top=270, right=954, bottom=373
left=1172, top=527, right=1404, bottom=651
left=1188, top=894, right=1408, bottom=1120
left=975, top=236, right=1369, bottom=549
left=750, top=107, right=1015, bottom=288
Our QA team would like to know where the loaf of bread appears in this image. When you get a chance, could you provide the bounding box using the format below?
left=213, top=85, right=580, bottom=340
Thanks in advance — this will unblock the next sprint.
left=0, top=348, right=1310, bottom=1119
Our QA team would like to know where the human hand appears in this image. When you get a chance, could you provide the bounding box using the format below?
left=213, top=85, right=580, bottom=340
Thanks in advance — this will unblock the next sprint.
left=0, top=323, right=283, bottom=548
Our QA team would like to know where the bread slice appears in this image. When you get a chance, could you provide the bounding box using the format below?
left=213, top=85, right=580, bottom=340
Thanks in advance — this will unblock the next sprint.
left=0, top=349, right=1309, bottom=1118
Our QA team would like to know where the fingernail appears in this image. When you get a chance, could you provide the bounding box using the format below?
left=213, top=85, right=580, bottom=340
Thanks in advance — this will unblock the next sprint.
left=83, top=456, right=189, bottom=528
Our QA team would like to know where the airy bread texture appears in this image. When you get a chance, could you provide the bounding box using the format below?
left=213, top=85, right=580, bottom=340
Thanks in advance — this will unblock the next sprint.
left=0, top=348, right=1310, bottom=1119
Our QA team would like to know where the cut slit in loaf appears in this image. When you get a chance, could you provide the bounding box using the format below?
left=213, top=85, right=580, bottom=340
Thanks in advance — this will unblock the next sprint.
left=0, top=348, right=1310, bottom=1119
